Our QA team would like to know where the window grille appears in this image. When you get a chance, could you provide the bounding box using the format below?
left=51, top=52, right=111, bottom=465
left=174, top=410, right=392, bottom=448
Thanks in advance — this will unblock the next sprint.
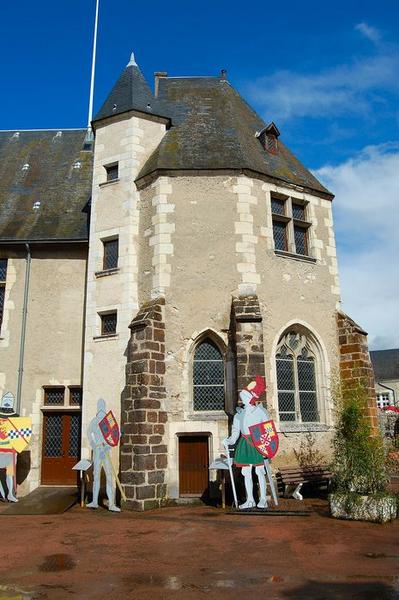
left=0, top=259, right=7, bottom=332
left=193, top=339, right=225, bottom=411
left=44, top=388, right=65, bottom=406
left=101, top=312, right=117, bottom=335
left=103, top=239, right=119, bottom=270
left=266, top=134, right=278, bottom=154
left=276, top=332, right=319, bottom=423
left=44, top=414, right=63, bottom=457
left=0, top=259, right=7, bottom=281
left=294, top=225, right=308, bottom=256
left=69, top=387, right=82, bottom=406
left=273, top=221, right=288, bottom=251
left=271, top=198, right=286, bottom=216
left=68, top=414, right=81, bottom=457
left=271, top=195, right=311, bottom=257
left=105, top=163, right=118, bottom=182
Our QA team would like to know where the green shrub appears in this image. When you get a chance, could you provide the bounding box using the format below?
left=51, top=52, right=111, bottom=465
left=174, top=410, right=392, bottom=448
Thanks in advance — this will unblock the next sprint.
left=331, top=380, right=388, bottom=495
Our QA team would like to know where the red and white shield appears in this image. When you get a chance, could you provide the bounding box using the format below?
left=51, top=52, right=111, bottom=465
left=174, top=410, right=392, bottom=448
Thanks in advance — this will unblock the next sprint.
left=249, top=420, right=279, bottom=459
left=99, top=411, right=120, bottom=447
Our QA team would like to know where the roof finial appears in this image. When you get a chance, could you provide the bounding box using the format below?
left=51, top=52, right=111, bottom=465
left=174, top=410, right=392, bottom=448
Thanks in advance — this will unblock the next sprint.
left=127, top=52, right=137, bottom=67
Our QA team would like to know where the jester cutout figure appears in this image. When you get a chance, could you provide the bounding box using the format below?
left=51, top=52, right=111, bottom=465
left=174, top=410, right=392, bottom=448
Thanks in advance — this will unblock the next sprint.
left=0, top=392, right=32, bottom=502
left=224, top=376, right=279, bottom=510
left=86, top=398, right=121, bottom=512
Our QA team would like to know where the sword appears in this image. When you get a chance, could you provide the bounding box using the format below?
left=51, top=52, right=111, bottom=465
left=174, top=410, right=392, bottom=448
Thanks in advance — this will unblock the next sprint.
left=264, top=459, right=278, bottom=506
left=223, top=441, right=238, bottom=509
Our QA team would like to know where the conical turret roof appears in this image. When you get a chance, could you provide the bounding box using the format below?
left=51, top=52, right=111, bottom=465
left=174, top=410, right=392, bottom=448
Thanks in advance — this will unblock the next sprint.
left=94, top=53, right=168, bottom=122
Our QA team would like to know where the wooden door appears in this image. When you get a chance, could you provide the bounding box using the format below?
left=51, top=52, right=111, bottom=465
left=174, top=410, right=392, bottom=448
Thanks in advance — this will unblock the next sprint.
left=41, top=412, right=81, bottom=485
left=179, top=435, right=209, bottom=497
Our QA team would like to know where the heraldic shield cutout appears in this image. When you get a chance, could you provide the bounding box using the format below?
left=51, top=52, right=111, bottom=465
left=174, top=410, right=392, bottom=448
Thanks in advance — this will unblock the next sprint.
left=0, top=392, right=33, bottom=502
left=86, top=398, right=124, bottom=513
left=224, top=377, right=279, bottom=510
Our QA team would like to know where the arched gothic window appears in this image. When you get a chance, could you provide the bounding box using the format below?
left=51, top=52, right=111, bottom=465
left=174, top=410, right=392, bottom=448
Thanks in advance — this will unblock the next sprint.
left=276, top=331, right=319, bottom=423
left=193, top=338, right=225, bottom=411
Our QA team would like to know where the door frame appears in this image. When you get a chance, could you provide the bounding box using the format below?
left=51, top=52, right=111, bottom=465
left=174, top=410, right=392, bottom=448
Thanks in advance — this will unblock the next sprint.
left=177, top=432, right=211, bottom=497
left=41, top=409, right=81, bottom=486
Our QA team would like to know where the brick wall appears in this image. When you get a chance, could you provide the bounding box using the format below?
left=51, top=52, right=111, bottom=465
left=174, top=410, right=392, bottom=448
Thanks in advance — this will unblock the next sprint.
left=337, top=311, right=379, bottom=431
left=231, top=295, right=266, bottom=398
left=120, top=298, right=168, bottom=510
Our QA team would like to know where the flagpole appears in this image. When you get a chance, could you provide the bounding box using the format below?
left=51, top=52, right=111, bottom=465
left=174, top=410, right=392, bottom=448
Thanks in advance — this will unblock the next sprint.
left=87, top=0, right=100, bottom=134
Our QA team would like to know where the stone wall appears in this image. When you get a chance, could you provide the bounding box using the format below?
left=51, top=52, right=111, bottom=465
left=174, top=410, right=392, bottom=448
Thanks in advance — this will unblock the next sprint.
left=337, top=311, right=379, bottom=431
left=231, top=295, right=266, bottom=398
left=120, top=298, right=168, bottom=510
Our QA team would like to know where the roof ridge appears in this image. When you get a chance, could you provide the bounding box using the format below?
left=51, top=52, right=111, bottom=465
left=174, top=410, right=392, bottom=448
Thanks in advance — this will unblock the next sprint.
left=0, top=128, right=87, bottom=133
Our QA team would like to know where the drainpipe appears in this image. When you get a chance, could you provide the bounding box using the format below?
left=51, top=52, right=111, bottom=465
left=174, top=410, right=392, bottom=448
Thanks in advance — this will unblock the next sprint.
left=377, top=382, right=396, bottom=407
left=16, top=243, right=31, bottom=414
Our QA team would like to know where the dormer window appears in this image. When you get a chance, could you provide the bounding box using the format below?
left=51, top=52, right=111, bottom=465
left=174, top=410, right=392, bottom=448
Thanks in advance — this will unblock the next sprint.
left=257, top=122, right=280, bottom=155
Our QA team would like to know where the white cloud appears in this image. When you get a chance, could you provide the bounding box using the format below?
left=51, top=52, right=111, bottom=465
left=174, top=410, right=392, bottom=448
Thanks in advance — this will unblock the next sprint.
left=315, top=144, right=399, bottom=350
left=246, top=45, right=399, bottom=122
left=355, top=22, right=381, bottom=44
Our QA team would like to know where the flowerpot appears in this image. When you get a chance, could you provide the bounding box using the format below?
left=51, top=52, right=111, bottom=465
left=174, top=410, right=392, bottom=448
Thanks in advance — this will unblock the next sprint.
left=329, top=492, right=397, bottom=523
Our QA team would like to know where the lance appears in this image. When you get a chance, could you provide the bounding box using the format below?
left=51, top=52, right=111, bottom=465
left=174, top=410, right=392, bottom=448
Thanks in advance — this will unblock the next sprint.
left=223, top=441, right=238, bottom=509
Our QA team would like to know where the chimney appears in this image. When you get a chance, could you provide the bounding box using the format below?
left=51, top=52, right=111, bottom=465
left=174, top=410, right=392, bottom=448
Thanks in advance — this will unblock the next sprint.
left=154, top=71, right=168, bottom=97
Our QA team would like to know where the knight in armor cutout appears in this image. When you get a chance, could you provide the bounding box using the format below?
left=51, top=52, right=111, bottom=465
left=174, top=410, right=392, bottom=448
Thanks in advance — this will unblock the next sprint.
left=224, top=377, right=270, bottom=509
left=87, top=398, right=120, bottom=512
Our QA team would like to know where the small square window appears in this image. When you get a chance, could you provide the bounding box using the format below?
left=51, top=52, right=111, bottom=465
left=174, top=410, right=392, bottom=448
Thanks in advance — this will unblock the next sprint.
left=44, top=387, right=65, bottom=405
left=69, top=387, right=82, bottom=406
left=100, top=312, right=117, bottom=335
left=292, top=203, right=306, bottom=221
left=103, top=238, right=119, bottom=270
left=271, top=197, right=286, bottom=215
left=105, top=163, right=118, bottom=182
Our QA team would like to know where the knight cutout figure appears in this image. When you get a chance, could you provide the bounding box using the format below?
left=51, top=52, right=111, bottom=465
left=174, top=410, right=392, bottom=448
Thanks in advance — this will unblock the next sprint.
left=224, top=376, right=278, bottom=510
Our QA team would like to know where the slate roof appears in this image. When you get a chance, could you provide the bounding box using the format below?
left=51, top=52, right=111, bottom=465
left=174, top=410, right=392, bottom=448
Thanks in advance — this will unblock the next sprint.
left=0, top=129, right=92, bottom=242
left=94, top=56, right=170, bottom=122
left=370, top=349, right=399, bottom=381
left=136, top=76, right=331, bottom=196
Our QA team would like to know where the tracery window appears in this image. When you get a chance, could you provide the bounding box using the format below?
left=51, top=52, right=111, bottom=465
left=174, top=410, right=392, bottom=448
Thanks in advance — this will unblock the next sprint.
left=276, top=331, right=319, bottom=422
left=193, top=338, right=225, bottom=411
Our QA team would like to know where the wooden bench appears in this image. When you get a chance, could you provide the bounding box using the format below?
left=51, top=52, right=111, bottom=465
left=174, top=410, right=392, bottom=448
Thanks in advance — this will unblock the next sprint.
left=276, top=465, right=332, bottom=500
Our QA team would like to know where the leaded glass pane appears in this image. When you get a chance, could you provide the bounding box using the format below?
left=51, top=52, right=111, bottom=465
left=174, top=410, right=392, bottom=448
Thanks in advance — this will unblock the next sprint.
left=106, top=164, right=118, bottom=181
left=273, top=221, right=288, bottom=251
left=103, top=239, right=118, bottom=270
left=44, top=415, right=62, bottom=457
left=45, top=388, right=65, bottom=405
left=294, top=226, right=308, bottom=255
left=0, top=286, right=5, bottom=328
left=292, top=203, right=305, bottom=220
left=101, top=312, right=117, bottom=335
left=276, top=356, right=294, bottom=390
left=69, top=415, right=81, bottom=457
left=193, top=361, right=224, bottom=385
left=0, top=259, right=7, bottom=281
left=298, top=357, right=316, bottom=391
left=70, top=387, right=82, bottom=406
left=193, top=385, right=225, bottom=411
left=193, top=339, right=225, bottom=411
left=271, top=198, right=285, bottom=215
left=194, top=341, right=221, bottom=361
left=278, top=393, right=296, bottom=420
left=300, top=392, right=318, bottom=422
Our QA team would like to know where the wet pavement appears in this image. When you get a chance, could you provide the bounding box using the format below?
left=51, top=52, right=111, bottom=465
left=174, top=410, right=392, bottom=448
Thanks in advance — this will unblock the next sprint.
left=0, top=499, right=398, bottom=599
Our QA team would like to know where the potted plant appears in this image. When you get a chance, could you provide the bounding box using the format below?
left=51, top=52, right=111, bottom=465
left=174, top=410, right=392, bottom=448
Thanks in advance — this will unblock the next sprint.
left=329, top=380, right=397, bottom=523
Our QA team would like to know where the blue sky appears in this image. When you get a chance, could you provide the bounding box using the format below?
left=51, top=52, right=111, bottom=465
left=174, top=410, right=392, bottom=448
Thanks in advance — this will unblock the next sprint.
left=1, top=1, right=398, bottom=348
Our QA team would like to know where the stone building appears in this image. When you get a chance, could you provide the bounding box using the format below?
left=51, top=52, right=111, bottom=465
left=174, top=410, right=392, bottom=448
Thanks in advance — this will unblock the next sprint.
left=370, top=349, right=399, bottom=408
left=0, top=55, right=377, bottom=509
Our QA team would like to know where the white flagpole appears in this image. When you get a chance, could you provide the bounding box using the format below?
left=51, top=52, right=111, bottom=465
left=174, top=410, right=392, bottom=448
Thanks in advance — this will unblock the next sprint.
left=87, top=0, right=100, bottom=133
